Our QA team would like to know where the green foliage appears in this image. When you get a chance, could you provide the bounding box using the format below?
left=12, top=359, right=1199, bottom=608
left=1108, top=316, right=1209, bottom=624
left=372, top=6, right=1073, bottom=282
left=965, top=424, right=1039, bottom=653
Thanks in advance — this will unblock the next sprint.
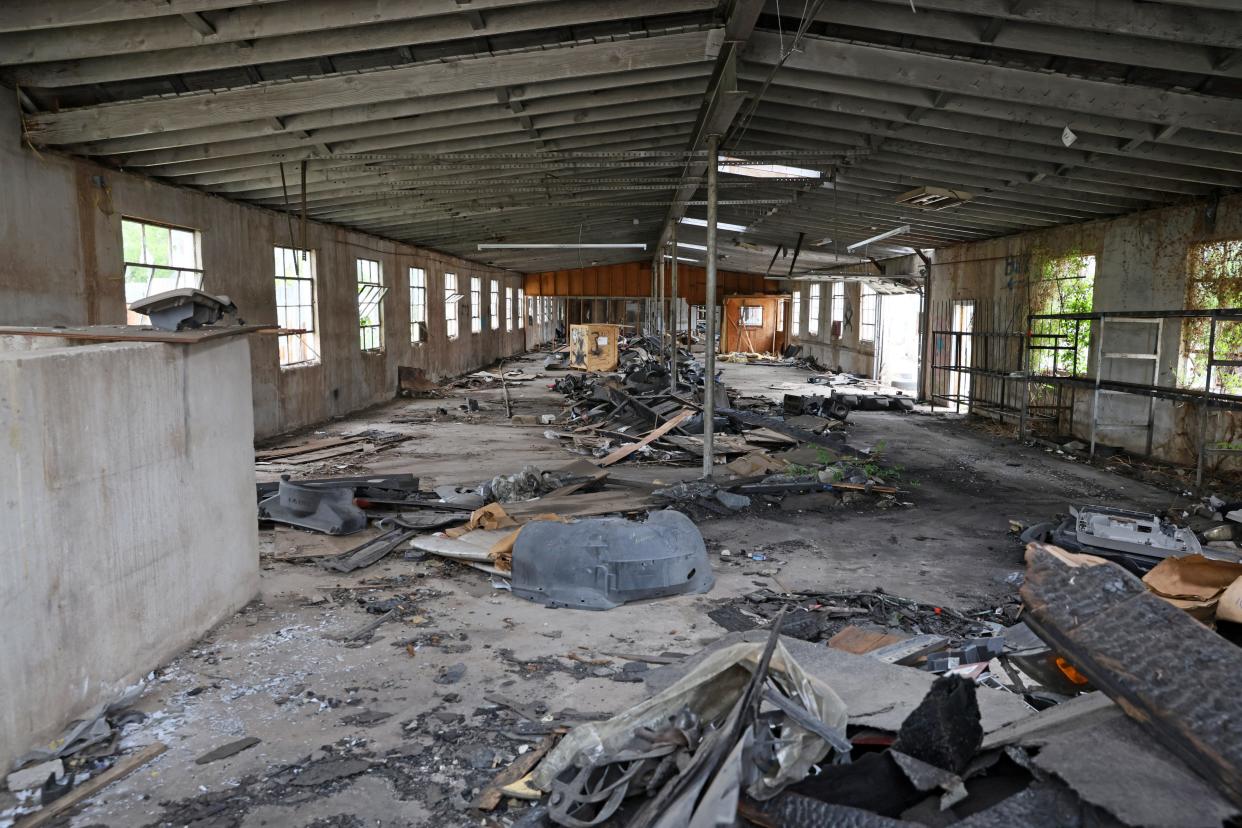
left=1183, top=241, right=1242, bottom=394
left=1030, top=254, right=1095, bottom=375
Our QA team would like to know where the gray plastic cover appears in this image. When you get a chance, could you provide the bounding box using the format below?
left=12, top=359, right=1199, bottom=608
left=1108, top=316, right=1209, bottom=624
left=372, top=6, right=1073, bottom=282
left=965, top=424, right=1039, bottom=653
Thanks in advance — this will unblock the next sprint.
left=509, top=509, right=714, bottom=610
left=129, top=287, right=237, bottom=331
left=1073, top=505, right=1201, bottom=558
left=258, top=478, right=367, bottom=535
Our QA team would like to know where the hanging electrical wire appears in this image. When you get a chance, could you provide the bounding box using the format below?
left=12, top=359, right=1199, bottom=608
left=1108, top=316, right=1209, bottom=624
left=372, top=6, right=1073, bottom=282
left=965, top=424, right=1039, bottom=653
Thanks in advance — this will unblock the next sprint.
left=726, top=0, right=827, bottom=152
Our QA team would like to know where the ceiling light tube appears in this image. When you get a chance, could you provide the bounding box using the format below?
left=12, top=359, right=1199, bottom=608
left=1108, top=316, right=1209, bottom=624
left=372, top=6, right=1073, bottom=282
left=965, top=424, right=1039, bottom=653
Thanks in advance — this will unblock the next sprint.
left=680, top=216, right=748, bottom=232
left=677, top=241, right=708, bottom=251
left=846, top=225, right=912, bottom=251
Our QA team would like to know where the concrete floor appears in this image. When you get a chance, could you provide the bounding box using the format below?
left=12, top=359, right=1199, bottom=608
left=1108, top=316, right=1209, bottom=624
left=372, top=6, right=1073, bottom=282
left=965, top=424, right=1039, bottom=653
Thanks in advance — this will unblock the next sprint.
left=50, top=354, right=1181, bottom=828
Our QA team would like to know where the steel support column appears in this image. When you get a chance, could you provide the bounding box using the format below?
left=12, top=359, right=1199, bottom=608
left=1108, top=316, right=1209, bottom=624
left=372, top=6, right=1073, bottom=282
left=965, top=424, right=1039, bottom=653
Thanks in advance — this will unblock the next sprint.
left=703, top=133, right=720, bottom=478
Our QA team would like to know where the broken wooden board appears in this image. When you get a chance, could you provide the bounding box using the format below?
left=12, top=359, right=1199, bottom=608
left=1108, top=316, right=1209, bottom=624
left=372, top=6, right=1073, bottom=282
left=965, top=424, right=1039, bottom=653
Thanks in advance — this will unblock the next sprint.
left=0, top=324, right=274, bottom=345
left=1020, top=542, right=1242, bottom=809
left=255, top=436, right=360, bottom=461
left=596, top=409, right=694, bottom=467
left=743, top=427, right=800, bottom=446
left=472, top=734, right=557, bottom=811
left=827, top=625, right=907, bottom=655
left=504, top=489, right=653, bottom=518
left=18, top=742, right=166, bottom=827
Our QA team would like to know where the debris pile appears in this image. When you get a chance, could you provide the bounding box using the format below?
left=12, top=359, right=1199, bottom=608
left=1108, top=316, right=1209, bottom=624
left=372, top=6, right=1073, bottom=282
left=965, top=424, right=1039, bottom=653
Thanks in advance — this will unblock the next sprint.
left=476, top=544, right=1242, bottom=825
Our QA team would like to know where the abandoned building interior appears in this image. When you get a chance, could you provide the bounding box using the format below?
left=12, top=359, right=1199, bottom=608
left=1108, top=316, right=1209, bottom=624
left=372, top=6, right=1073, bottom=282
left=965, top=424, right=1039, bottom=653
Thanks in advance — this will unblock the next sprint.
left=6, top=1, right=1242, bottom=826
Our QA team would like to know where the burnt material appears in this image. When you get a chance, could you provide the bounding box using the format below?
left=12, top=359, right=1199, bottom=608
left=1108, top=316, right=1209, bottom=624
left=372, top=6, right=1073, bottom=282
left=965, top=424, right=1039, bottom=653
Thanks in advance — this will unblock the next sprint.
left=1020, top=543, right=1242, bottom=809
left=893, top=675, right=982, bottom=774
left=788, top=752, right=921, bottom=817
left=739, top=791, right=919, bottom=827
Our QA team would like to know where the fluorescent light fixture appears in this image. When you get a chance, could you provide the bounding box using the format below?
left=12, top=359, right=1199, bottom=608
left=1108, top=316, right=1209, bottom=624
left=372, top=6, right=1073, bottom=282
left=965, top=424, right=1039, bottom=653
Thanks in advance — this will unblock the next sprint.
left=896, top=186, right=972, bottom=211
left=719, top=156, right=821, bottom=179
left=663, top=255, right=700, bottom=264
left=846, top=225, right=911, bottom=252
left=677, top=241, right=708, bottom=251
left=680, top=216, right=748, bottom=232
left=812, top=237, right=833, bottom=247
left=476, top=243, right=646, bottom=250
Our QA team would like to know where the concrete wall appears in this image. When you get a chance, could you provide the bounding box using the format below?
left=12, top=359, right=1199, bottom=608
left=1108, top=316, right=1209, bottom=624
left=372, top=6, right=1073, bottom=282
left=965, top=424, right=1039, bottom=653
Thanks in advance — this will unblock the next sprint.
left=924, top=193, right=1242, bottom=469
left=0, top=336, right=259, bottom=770
left=0, top=93, right=547, bottom=439
left=789, top=281, right=877, bottom=375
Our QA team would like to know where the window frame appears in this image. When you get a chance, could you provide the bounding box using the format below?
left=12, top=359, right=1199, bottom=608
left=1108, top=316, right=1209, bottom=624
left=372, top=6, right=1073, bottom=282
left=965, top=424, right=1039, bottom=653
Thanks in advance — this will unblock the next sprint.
left=859, top=285, right=877, bottom=343
left=444, top=272, right=460, bottom=340
left=1182, top=242, right=1242, bottom=394
left=121, top=217, right=204, bottom=308
left=791, top=290, right=801, bottom=336
left=830, top=282, right=845, bottom=337
left=409, top=266, right=427, bottom=344
left=490, top=279, right=501, bottom=331
left=470, top=276, right=483, bottom=334
left=518, top=288, right=526, bottom=329
left=808, top=283, right=822, bottom=336
left=274, top=245, right=320, bottom=369
left=504, top=286, right=514, bottom=331
left=356, top=257, right=385, bottom=353
left=740, top=305, right=764, bottom=327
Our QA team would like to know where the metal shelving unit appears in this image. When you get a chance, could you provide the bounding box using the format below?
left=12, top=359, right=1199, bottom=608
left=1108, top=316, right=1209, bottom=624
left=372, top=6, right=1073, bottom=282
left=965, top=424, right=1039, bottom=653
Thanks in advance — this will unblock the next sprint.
left=1017, top=308, right=1242, bottom=487
left=931, top=329, right=1067, bottom=425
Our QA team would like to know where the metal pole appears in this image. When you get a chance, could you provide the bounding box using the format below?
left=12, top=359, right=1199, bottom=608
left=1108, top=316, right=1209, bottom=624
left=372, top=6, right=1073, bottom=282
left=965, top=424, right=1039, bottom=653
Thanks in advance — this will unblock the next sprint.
left=1197, top=317, right=1217, bottom=489
left=669, top=228, right=679, bottom=393
left=658, top=241, right=666, bottom=341
left=702, top=134, right=720, bottom=479
left=1089, top=317, right=1106, bottom=459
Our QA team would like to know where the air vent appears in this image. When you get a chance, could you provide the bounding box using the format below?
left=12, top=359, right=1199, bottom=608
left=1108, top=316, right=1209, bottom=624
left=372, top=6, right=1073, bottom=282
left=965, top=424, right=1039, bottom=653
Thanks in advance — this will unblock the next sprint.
left=896, top=186, right=972, bottom=211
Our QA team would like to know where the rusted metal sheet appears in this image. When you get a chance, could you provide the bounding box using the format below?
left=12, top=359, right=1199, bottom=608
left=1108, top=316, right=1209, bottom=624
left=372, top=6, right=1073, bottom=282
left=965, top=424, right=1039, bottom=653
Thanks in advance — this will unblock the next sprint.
left=1020, top=542, right=1242, bottom=808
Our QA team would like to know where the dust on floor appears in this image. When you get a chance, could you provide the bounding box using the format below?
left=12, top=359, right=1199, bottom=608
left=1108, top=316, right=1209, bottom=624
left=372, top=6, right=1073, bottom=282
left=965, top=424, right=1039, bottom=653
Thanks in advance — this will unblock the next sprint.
left=57, top=354, right=1180, bottom=827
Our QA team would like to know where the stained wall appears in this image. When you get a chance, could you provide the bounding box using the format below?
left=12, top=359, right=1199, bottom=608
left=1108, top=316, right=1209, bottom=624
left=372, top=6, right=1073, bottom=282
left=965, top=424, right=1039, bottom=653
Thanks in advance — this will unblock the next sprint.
left=0, top=93, right=554, bottom=439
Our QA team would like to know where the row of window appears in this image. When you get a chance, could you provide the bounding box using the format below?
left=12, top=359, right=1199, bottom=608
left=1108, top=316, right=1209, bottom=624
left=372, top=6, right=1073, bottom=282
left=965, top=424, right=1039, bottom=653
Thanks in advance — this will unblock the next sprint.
left=121, top=217, right=553, bottom=369
left=788, top=282, right=876, bottom=343
left=276, top=248, right=542, bottom=367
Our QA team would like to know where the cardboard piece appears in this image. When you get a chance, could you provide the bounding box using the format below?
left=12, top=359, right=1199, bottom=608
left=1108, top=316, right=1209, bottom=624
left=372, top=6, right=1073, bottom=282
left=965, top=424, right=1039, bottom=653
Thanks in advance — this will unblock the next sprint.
left=1142, top=554, right=1242, bottom=622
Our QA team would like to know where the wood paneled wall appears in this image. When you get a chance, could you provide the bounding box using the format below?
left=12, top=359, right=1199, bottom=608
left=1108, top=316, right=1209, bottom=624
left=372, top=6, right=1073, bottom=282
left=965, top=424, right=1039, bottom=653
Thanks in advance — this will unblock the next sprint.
left=524, top=260, right=785, bottom=305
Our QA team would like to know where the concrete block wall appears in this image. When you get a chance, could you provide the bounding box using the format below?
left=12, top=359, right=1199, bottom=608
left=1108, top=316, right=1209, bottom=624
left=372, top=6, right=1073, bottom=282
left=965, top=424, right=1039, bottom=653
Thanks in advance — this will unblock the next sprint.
left=0, top=336, right=259, bottom=770
left=0, top=93, right=549, bottom=439
left=924, top=193, right=1242, bottom=470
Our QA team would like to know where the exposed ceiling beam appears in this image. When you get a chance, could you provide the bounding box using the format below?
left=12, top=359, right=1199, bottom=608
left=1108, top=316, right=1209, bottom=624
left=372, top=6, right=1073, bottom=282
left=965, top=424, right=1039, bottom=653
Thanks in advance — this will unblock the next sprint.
left=743, top=32, right=1242, bottom=135
left=23, top=29, right=717, bottom=144
left=749, top=83, right=1242, bottom=178
left=0, top=0, right=548, bottom=63
left=653, top=0, right=765, bottom=258
left=806, top=0, right=1242, bottom=79
left=860, top=0, right=1242, bottom=49
left=116, top=94, right=703, bottom=174
left=7, top=0, right=714, bottom=87
left=739, top=64, right=1242, bottom=158
left=0, top=0, right=289, bottom=32
left=69, top=63, right=709, bottom=156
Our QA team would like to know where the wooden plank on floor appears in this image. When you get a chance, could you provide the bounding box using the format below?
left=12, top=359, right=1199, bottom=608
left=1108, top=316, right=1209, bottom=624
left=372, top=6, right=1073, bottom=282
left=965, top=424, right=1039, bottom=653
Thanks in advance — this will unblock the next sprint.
left=18, top=742, right=166, bottom=827
left=504, top=489, right=652, bottom=518
left=0, top=324, right=274, bottom=345
left=596, top=409, right=693, bottom=467
left=827, top=625, right=907, bottom=655
left=1020, top=542, right=1242, bottom=809
left=255, top=436, right=358, bottom=460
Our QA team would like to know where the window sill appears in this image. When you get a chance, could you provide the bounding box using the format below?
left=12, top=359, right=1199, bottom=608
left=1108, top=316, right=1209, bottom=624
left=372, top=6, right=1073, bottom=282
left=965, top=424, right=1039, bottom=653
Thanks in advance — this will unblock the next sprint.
left=280, top=360, right=321, bottom=371
left=362, top=349, right=385, bottom=356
